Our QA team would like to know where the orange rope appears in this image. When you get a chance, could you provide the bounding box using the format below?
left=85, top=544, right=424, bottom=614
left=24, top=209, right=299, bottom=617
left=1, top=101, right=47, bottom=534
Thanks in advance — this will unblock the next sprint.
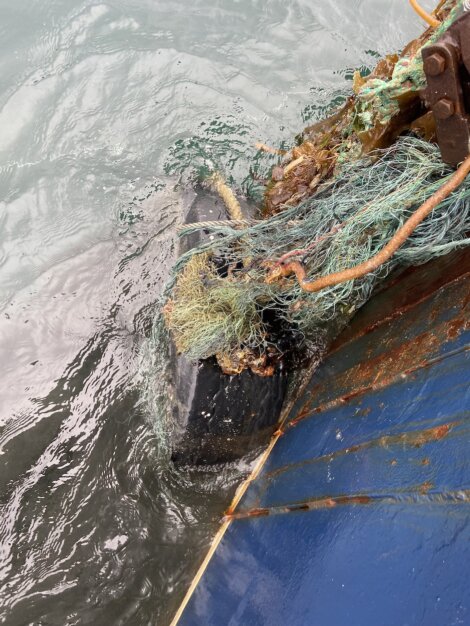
left=269, top=154, right=470, bottom=293
left=409, top=0, right=441, bottom=27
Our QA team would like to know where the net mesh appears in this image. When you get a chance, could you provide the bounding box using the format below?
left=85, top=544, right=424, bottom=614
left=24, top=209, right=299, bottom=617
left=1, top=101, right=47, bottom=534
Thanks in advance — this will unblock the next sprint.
left=164, top=137, right=470, bottom=365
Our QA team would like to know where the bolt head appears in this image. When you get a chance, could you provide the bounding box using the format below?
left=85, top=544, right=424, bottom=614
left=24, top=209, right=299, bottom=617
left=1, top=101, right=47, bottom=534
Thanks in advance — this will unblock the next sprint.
left=433, top=98, right=455, bottom=120
left=424, top=52, right=446, bottom=77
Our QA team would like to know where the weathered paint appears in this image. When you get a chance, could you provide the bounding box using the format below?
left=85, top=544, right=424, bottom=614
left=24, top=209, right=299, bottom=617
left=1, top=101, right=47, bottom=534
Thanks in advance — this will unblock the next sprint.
left=176, top=249, right=470, bottom=626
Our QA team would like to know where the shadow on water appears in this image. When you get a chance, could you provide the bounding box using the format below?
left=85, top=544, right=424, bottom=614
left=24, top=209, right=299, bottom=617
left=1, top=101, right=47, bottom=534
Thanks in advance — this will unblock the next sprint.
left=0, top=183, right=250, bottom=625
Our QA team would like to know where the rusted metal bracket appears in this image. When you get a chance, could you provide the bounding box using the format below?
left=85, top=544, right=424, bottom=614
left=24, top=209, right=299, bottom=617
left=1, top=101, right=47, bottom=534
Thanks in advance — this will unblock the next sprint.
left=422, top=12, right=470, bottom=166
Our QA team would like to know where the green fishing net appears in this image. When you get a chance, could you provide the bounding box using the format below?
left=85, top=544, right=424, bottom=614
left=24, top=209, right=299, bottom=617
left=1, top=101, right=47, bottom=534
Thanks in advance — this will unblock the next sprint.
left=165, top=137, right=470, bottom=363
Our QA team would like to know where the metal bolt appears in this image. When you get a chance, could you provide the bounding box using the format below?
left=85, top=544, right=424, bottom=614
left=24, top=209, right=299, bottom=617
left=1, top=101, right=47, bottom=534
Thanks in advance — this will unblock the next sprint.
left=424, top=52, right=446, bottom=76
left=434, top=98, right=455, bottom=120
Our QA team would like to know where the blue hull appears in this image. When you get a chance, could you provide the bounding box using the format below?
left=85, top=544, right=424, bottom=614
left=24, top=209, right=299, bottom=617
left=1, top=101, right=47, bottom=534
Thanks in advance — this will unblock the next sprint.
left=176, top=249, right=470, bottom=626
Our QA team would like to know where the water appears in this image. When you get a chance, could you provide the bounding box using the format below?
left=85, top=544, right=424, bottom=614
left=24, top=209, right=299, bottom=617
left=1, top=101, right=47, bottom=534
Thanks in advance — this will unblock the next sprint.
left=0, top=1, right=431, bottom=623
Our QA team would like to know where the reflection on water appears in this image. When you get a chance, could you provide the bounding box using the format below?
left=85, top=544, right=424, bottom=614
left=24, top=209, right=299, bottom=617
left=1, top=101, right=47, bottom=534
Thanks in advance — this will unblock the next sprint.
left=0, top=0, right=427, bottom=623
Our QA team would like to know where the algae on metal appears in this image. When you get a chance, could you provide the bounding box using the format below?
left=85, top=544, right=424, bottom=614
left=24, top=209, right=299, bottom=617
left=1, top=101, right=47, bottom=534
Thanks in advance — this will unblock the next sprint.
left=264, top=0, right=463, bottom=215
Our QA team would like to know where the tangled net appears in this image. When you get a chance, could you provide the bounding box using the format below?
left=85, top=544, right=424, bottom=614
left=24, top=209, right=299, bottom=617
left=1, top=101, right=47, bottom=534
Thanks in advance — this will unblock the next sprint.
left=164, top=137, right=470, bottom=370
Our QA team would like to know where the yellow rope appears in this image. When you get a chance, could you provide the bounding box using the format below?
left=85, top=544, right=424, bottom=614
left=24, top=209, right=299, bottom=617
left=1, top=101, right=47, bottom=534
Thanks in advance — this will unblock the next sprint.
left=176, top=218, right=260, bottom=233
left=209, top=172, right=244, bottom=221
left=169, top=427, right=285, bottom=626
left=409, top=0, right=441, bottom=27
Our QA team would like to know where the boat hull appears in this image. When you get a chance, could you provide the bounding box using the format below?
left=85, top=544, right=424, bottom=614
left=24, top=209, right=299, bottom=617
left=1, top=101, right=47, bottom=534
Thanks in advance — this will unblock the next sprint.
left=177, top=248, right=470, bottom=625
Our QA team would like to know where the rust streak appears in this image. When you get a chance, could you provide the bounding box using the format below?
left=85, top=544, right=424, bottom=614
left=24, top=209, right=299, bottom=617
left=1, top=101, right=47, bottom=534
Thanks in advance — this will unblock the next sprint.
left=226, top=494, right=372, bottom=520
left=419, top=481, right=434, bottom=495
left=330, top=248, right=470, bottom=353
left=447, top=316, right=466, bottom=340
left=289, top=342, right=470, bottom=428
left=265, top=421, right=458, bottom=482
left=378, top=423, right=453, bottom=448
left=228, top=489, right=470, bottom=522
left=331, top=269, right=470, bottom=352
left=224, top=508, right=270, bottom=521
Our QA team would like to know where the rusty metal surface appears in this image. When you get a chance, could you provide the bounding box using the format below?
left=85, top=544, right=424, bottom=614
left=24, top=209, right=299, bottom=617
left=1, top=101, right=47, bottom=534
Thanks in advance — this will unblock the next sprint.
left=179, top=248, right=470, bottom=626
left=422, top=12, right=470, bottom=166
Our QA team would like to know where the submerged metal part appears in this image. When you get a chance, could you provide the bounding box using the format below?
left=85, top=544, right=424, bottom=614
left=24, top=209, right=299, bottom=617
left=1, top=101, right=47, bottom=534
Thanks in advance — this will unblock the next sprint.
left=170, top=354, right=287, bottom=465
left=170, top=189, right=288, bottom=465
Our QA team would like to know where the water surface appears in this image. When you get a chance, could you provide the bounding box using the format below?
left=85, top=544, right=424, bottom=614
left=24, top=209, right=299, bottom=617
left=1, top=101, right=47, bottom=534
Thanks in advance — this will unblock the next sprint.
left=0, top=1, right=431, bottom=623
